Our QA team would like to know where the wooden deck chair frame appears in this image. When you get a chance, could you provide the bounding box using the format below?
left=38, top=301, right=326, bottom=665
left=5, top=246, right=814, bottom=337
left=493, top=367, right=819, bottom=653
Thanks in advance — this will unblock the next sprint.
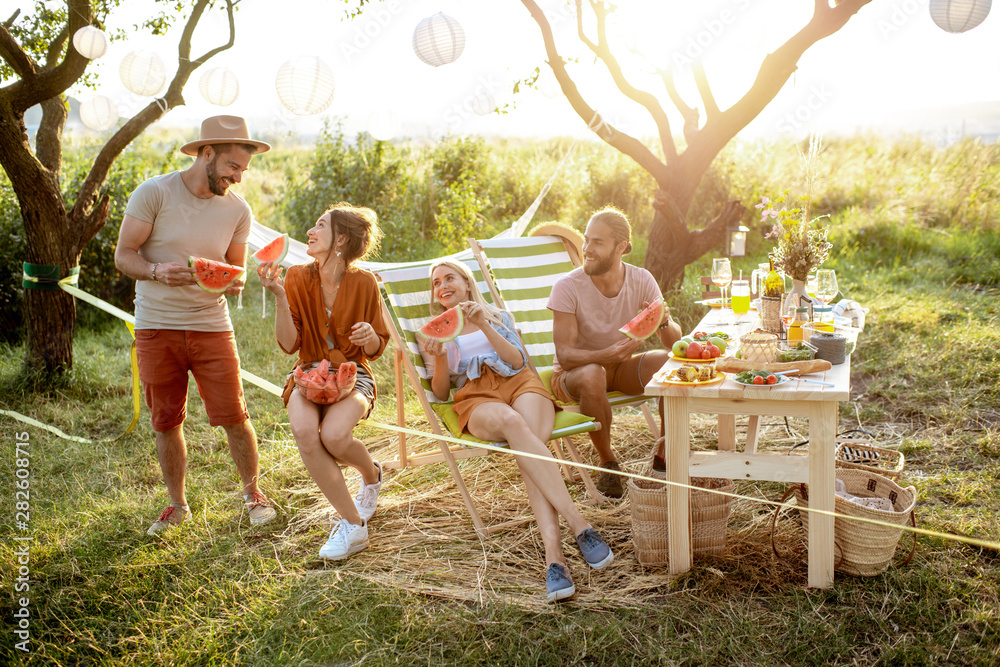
left=470, top=235, right=661, bottom=498
left=375, top=257, right=602, bottom=536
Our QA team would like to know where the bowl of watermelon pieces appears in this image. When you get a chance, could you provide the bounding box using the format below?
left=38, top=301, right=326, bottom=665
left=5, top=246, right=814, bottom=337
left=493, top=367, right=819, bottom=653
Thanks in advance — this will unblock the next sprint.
left=294, top=359, right=357, bottom=404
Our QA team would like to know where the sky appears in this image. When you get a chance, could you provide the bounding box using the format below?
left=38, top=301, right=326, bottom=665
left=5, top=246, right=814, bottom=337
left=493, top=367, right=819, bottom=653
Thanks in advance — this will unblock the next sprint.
left=30, top=0, right=1000, bottom=142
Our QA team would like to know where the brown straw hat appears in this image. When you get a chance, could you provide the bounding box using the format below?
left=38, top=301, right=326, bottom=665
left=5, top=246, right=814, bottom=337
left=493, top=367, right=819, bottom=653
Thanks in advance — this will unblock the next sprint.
left=528, top=221, right=585, bottom=262
left=180, top=115, right=271, bottom=156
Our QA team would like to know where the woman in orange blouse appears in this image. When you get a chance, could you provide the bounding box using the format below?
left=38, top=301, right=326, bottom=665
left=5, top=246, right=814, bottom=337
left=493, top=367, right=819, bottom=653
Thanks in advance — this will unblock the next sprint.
left=258, top=203, right=390, bottom=560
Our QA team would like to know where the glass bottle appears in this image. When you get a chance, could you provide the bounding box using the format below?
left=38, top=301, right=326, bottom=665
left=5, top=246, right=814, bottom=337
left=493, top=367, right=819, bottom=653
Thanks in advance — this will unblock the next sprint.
left=813, top=305, right=834, bottom=333
left=788, top=307, right=808, bottom=342
left=763, top=255, right=784, bottom=299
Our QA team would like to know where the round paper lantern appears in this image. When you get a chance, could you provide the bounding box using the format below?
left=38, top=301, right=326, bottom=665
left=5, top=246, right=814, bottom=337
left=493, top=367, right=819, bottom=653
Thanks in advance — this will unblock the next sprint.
left=471, top=90, right=496, bottom=116
left=367, top=111, right=401, bottom=141
left=72, top=26, right=109, bottom=59
left=929, top=0, right=992, bottom=32
left=119, top=51, right=166, bottom=96
left=412, top=12, right=465, bottom=67
left=79, top=95, right=119, bottom=131
left=199, top=67, right=240, bottom=106
left=275, top=56, right=336, bottom=116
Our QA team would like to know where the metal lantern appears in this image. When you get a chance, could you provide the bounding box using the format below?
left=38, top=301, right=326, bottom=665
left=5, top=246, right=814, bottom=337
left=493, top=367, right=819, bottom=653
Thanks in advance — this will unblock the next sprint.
left=412, top=12, right=465, bottom=67
left=929, top=0, right=992, bottom=32
left=199, top=67, right=240, bottom=106
left=79, top=95, right=119, bottom=131
left=72, top=26, right=109, bottom=59
left=119, top=50, right=166, bottom=96
left=275, top=56, right=336, bottom=116
left=727, top=223, right=749, bottom=257
left=367, top=111, right=400, bottom=141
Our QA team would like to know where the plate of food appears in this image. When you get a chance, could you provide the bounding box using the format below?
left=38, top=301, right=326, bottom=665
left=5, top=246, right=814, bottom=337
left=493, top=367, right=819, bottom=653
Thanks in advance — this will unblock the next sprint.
left=699, top=298, right=725, bottom=309
left=654, top=365, right=725, bottom=386
left=733, top=370, right=791, bottom=388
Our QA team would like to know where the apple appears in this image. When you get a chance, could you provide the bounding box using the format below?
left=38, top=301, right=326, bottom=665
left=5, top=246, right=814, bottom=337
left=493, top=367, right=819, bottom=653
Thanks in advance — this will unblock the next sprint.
left=672, top=340, right=689, bottom=357
left=708, top=336, right=726, bottom=355
left=681, top=335, right=694, bottom=345
left=686, top=342, right=703, bottom=359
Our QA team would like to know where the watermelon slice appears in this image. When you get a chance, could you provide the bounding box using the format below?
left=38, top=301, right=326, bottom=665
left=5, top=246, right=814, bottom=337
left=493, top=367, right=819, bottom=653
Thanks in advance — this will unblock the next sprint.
left=252, top=233, right=290, bottom=265
left=188, top=257, right=245, bottom=293
left=619, top=298, right=665, bottom=341
left=418, top=306, right=464, bottom=342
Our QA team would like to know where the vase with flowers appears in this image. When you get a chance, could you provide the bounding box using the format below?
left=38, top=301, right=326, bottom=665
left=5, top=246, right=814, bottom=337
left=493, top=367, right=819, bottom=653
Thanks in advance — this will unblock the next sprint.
left=755, top=136, right=833, bottom=312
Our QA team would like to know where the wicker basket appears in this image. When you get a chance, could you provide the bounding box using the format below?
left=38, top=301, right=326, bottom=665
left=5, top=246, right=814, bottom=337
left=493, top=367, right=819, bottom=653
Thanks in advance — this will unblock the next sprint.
left=740, top=330, right=778, bottom=364
left=760, top=295, right=784, bottom=335
left=835, top=442, right=905, bottom=480
left=793, top=469, right=916, bottom=576
left=628, top=476, right=735, bottom=566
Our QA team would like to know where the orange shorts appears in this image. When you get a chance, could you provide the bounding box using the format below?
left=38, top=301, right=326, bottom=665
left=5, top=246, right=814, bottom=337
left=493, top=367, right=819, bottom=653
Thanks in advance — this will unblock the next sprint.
left=452, top=366, right=552, bottom=434
left=135, top=329, right=248, bottom=432
left=550, top=352, right=655, bottom=403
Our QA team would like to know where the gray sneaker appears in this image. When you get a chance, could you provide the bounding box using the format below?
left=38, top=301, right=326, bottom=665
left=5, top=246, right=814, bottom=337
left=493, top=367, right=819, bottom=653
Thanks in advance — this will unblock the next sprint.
left=354, top=460, right=382, bottom=522
left=147, top=504, right=191, bottom=536
left=545, top=563, right=576, bottom=602
left=595, top=460, right=624, bottom=498
left=576, top=528, right=613, bottom=569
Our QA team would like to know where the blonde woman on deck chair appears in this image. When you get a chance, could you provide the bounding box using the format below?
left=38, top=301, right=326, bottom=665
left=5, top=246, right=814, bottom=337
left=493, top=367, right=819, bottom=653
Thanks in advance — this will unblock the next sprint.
left=418, top=259, right=613, bottom=602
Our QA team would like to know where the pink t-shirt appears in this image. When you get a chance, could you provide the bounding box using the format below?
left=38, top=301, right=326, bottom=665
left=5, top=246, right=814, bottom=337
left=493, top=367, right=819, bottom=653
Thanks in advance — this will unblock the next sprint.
left=547, top=263, right=662, bottom=372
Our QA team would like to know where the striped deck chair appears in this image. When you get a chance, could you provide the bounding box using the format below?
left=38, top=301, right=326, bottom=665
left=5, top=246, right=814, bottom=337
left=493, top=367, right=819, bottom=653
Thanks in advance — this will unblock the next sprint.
left=470, top=235, right=660, bottom=431
left=375, top=255, right=601, bottom=536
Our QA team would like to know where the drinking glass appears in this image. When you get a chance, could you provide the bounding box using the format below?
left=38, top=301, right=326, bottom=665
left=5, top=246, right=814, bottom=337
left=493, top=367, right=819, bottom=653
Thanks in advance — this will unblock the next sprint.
left=731, top=279, right=750, bottom=324
left=711, top=258, right=732, bottom=306
left=815, top=269, right=838, bottom=305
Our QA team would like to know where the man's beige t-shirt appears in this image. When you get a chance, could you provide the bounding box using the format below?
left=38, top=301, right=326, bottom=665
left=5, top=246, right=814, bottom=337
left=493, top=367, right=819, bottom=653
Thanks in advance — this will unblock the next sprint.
left=547, top=263, right=663, bottom=373
left=125, top=172, right=252, bottom=331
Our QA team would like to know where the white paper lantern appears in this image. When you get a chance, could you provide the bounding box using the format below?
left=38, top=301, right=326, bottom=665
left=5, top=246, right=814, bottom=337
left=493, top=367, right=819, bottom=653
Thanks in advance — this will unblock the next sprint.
left=412, top=12, right=465, bottom=67
left=199, top=67, right=240, bottom=106
left=929, top=0, right=992, bottom=32
left=275, top=56, right=336, bottom=116
left=79, top=96, right=119, bottom=131
left=119, top=51, right=166, bottom=96
left=471, top=90, right=496, bottom=116
left=367, top=111, right=401, bottom=141
left=72, top=26, right=109, bottom=59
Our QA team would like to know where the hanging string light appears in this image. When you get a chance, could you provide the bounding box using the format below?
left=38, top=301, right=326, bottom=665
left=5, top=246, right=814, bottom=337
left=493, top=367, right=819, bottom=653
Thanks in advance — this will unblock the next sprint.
left=72, top=26, right=109, bottom=59
left=412, top=12, right=465, bottom=67
left=929, top=0, right=992, bottom=32
left=275, top=56, right=336, bottom=116
left=199, top=67, right=240, bottom=106
left=119, top=51, right=166, bottom=96
left=79, top=95, right=119, bottom=131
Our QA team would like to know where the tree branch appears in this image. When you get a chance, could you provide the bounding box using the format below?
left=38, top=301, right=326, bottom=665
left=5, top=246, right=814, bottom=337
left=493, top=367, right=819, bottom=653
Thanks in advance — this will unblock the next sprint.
left=692, top=60, right=719, bottom=119
left=520, top=0, right=668, bottom=183
left=575, top=0, right=677, bottom=160
left=0, top=23, right=37, bottom=79
left=658, top=68, right=699, bottom=145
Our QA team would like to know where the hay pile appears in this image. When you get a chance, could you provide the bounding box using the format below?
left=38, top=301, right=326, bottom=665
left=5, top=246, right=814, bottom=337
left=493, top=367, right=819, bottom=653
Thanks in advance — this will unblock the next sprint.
left=275, top=410, right=899, bottom=609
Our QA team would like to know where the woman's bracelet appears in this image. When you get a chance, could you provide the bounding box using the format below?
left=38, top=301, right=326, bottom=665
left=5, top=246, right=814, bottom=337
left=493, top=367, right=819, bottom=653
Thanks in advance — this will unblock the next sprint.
left=151, top=263, right=160, bottom=282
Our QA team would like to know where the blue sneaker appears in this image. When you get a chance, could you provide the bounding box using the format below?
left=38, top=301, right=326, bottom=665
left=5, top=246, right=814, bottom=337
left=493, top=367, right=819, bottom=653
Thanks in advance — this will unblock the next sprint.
left=576, top=528, right=613, bottom=569
left=545, top=563, right=576, bottom=602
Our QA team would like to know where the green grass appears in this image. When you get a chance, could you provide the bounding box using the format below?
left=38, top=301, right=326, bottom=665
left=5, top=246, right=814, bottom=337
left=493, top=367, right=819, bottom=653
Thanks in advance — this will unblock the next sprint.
left=2, top=136, right=1000, bottom=665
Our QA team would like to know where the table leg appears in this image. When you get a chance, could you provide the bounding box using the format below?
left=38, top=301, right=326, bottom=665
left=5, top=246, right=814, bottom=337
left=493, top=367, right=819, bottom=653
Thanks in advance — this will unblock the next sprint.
left=665, top=395, right=692, bottom=574
left=807, top=401, right=837, bottom=589
left=717, top=414, right=736, bottom=451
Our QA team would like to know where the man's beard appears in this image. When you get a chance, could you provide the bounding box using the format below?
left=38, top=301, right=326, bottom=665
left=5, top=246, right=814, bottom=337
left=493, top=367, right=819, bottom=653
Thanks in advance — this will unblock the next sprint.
left=583, top=253, right=614, bottom=276
left=206, top=156, right=231, bottom=196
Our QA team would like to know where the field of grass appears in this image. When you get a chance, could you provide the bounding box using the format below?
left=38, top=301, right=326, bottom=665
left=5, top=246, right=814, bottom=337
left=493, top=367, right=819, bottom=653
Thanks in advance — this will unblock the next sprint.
left=1, top=135, right=999, bottom=665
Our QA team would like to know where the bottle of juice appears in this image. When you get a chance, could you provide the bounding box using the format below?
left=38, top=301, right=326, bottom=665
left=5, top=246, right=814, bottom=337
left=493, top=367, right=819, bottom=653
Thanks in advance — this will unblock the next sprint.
left=813, top=305, right=834, bottom=333
left=788, top=307, right=808, bottom=342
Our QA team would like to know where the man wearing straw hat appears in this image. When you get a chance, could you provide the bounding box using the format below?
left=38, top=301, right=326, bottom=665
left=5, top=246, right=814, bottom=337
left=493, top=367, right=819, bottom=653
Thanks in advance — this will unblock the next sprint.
left=115, top=115, right=278, bottom=535
left=548, top=207, right=682, bottom=498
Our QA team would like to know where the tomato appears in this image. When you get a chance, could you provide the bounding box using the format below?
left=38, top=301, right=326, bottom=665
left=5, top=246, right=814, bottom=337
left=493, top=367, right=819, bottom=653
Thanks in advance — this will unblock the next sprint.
left=752, top=375, right=765, bottom=385
left=766, top=374, right=778, bottom=385
left=701, top=346, right=713, bottom=359
left=694, top=331, right=708, bottom=340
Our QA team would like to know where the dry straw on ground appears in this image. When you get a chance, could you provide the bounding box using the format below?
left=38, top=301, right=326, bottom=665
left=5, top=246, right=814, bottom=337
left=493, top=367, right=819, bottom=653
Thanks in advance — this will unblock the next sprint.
left=275, top=410, right=907, bottom=610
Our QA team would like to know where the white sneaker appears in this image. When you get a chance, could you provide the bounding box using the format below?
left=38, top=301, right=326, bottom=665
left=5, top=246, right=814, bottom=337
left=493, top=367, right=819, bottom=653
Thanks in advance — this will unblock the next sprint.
left=319, top=519, right=369, bottom=560
left=353, top=460, right=382, bottom=522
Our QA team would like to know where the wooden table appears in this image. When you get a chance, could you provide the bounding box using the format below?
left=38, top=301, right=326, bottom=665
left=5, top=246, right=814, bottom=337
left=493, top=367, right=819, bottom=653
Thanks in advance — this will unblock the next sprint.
left=644, top=312, right=851, bottom=588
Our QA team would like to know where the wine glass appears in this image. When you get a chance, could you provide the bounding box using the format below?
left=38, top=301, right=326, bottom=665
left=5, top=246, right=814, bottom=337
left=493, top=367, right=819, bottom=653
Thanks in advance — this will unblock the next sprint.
left=711, top=258, right=732, bottom=306
left=815, top=269, right=838, bottom=305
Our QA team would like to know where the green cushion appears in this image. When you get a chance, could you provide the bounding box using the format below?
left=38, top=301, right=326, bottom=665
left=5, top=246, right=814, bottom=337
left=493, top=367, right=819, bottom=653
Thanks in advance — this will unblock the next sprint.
left=431, top=400, right=596, bottom=446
